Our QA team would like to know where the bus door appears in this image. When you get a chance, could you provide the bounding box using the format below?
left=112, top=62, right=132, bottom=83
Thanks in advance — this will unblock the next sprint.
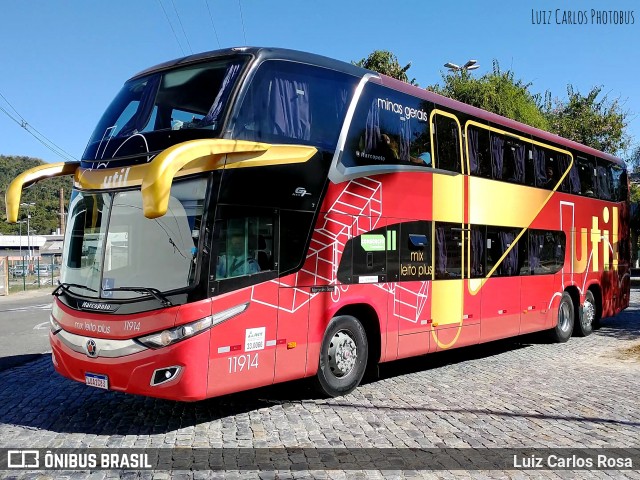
left=207, top=207, right=280, bottom=397
left=390, top=220, right=432, bottom=360
left=430, top=111, right=479, bottom=350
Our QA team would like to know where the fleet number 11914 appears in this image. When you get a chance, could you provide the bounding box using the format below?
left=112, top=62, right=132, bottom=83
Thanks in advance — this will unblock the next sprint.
left=228, top=353, right=259, bottom=373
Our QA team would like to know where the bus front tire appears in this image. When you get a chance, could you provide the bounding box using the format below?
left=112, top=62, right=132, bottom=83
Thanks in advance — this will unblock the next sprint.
left=550, top=292, right=574, bottom=343
left=314, top=315, right=368, bottom=398
left=575, top=290, right=595, bottom=337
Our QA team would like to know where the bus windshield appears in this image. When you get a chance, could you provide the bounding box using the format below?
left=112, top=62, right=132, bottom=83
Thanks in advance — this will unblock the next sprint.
left=84, top=57, right=245, bottom=160
left=61, top=177, right=207, bottom=300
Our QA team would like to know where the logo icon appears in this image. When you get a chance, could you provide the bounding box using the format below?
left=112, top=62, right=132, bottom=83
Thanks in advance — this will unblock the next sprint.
left=293, top=187, right=312, bottom=197
left=86, top=339, right=98, bottom=358
left=8, top=450, right=39, bottom=468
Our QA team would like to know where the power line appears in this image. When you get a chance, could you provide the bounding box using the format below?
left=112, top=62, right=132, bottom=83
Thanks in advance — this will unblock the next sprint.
left=204, top=0, right=221, bottom=48
left=157, top=0, right=186, bottom=56
left=0, top=93, right=77, bottom=162
left=237, top=0, right=247, bottom=44
left=170, top=0, right=193, bottom=54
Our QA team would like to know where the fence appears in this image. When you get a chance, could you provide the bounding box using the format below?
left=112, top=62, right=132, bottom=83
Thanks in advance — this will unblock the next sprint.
left=0, top=257, right=7, bottom=296
left=7, top=256, right=60, bottom=294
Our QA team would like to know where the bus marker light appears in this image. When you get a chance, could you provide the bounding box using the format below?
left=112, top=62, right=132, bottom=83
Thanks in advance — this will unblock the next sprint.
left=231, top=345, right=242, bottom=351
left=287, top=342, right=297, bottom=349
left=277, top=339, right=287, bottom=345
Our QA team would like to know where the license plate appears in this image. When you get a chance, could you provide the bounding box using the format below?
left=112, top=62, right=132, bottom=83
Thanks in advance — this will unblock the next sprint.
left=85, top=372, right=109, bottom=390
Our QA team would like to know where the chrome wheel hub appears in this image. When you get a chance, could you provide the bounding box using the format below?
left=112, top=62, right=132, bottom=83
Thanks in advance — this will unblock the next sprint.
left=558, top=302, right=571, bottom=332
left=328, top=330, right=357, bottom=377
left=583, top=298, right=595, bottom=330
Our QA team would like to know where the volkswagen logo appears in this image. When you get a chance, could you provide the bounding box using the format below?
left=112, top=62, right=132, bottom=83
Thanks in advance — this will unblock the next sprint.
left=86, top=339, right=98, bottom=358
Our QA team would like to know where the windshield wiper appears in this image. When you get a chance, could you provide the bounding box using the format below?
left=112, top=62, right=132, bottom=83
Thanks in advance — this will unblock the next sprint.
left=103, top=286, right=173, bottom=307
left=52, top=282, right=98, bottom=297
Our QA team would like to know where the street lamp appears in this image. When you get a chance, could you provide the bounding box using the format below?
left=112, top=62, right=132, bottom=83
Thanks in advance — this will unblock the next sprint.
left=444, top=59, right=480, bottom=72
left=17, top=220, right=26, bottom=258
left=20, top=202, right=35, bottom=258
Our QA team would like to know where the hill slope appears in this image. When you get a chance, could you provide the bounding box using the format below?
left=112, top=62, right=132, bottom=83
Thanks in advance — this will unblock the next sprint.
left=0, top=155, right=73, bottom=235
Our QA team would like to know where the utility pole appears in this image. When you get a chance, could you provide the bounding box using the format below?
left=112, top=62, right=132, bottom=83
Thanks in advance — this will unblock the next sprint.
left=59, top=187, right=66, bottom=236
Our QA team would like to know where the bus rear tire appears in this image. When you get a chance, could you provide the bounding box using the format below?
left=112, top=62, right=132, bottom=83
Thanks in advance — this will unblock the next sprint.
left=314, top=315, right=368, bottom=398
left=588, top=289, right=603, bottom=330
left=575, top=290, right=595, bottom=337
left=549, top=292, right=574, bottom=343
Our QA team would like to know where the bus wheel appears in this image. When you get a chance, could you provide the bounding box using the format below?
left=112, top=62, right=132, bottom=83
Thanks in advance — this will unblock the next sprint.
left=549, top=292, right=574, bottom=343
left=314, top=315, right=368, bottom=398
left=587, top=289, right=602, bottom=330
left=575, top=290, right=596, bottom=337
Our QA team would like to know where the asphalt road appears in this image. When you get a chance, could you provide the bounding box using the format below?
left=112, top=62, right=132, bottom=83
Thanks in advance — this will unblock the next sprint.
left=0, top=289, right=53, bottom=371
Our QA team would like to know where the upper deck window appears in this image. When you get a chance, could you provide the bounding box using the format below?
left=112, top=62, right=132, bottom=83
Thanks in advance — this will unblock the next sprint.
left=84, top=58, right=245, bottom=160
left=341, top=82, right=433, bottom=168
left=233, top=60, right=358, bottom=150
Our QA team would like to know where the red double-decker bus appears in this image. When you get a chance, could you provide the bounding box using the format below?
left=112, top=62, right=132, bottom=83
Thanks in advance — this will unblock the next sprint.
left=6, top=47, right=629, bottom=401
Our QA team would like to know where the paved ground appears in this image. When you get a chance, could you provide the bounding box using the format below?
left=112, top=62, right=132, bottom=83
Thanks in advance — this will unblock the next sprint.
left=1, top=289, right=640, bottom=478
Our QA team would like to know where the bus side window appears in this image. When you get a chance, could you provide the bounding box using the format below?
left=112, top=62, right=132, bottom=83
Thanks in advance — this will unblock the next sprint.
left=530, top=230, right=565, bottom=274
left=576, top=156, right=596, bottom=196
left=503, top=138, right=525, bottom=184
left=544, top=153, right=557, bottom=190
left=611, top=165, right=627, bottom=202
left=531, top=146, right=547, bottom=188
left=467, top=126, right=491, bottom=178
left=433, top=115, right=461, bottom=173
left=398, top=221, right=431, bottom=281
left=490, top=133, right=525, bottom=183
left=486, top=227, right=520, bottom=277
left=435, top=223, right=462, bottom=279
left=336, top=225, right=388, bottom=284
left=214, top=214, right=275, bottom=280
left=596, top=160, right=613, bottom=200
left=566, top=155, right=582, bottom=195
left=469, top=226, right=486, bottom=278
left=557, top=153, right=572, bottom=192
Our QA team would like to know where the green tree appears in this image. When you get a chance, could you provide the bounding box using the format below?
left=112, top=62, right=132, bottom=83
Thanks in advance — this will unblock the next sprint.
left=625, top=144, right=640, bottom=173
left=0, top=155, right=72, bottom=235
left=542, top=86, right=630, bottom=155
left=428, top=60, right=549, bottom=130
left=353, top=50, right=417, bottom=85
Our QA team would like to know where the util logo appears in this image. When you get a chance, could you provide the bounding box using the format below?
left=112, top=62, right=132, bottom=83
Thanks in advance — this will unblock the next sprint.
left=101, top=167, right=131, bottom=189
left=572, top=206, right=621, bottom=274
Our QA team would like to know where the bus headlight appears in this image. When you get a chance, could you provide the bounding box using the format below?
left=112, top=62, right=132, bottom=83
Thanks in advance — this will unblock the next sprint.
left=137, top=316, right=213, bottom=349
left=50, top=315, right=62, bottom=334
left=135, top=302, right=249, bottom=349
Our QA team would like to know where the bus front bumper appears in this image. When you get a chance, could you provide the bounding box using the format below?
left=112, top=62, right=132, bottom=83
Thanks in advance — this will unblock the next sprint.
left=49, top=329, right=211, bottom=401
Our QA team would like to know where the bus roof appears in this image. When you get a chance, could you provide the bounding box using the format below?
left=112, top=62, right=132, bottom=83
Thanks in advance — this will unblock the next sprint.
left=131, top=46, right=624, bottom=168
left=130, top=46, right=369, bottom=81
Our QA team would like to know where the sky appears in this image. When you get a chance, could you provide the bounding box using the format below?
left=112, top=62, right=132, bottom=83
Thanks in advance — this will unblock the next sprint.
left=1, top=0, right=639, bottom=163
